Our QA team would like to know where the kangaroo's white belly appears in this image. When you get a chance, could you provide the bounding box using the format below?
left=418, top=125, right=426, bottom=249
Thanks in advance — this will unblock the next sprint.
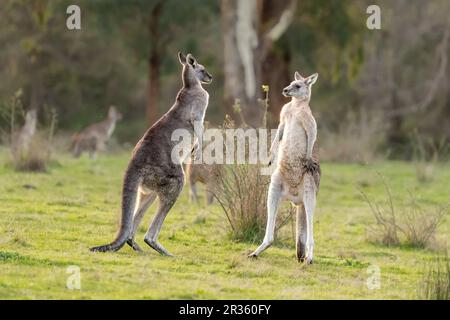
left=278, top=119, right=307, bottom=163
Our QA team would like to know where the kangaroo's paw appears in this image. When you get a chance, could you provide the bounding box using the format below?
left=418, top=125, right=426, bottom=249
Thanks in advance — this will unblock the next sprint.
left=301, top=158, right=319, bottom=174
left=144, top=238, right=174, bottom=257
left=126, top=239, right=143, bottom=252
left=248, top=252, right=259, bottom=259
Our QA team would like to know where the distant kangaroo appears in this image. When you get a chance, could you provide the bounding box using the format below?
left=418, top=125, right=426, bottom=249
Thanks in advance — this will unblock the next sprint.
left=90, top=52, right=212, bottom=255
left=72, top=105, right=123, bottom=159
left=11, top=109, right=37, bottom=161
left=186, top=159, right=219, bottom=205
left=249, top=71, right=320, bottom=264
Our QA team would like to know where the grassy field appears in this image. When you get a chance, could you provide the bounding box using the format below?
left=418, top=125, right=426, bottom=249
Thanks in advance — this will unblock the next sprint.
left=0, top=149, right=449, bottom=299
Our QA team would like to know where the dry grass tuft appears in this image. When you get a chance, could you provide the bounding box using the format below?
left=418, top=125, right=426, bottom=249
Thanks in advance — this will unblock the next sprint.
left=362, top=175, right=448, bottom=249
left=419, top=253, right=450, bottom=300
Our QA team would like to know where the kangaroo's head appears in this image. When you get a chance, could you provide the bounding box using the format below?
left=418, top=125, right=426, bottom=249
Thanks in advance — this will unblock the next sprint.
left=108, top=105, right=123, bottom=121
left=178, top=52, right=213, bottom=86
left=282, top=72, right=318, bottom=101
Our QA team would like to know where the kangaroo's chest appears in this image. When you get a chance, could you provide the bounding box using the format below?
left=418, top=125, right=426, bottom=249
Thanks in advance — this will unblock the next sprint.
left=276, top=107, right=310, bottom=193
left=280, top=110, right=308, bottom=160
left=190, top=90, right=209, bottom=122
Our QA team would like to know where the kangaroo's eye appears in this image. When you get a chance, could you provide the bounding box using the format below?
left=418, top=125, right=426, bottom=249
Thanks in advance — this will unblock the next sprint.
left=295, top=84, right=300, bottom=89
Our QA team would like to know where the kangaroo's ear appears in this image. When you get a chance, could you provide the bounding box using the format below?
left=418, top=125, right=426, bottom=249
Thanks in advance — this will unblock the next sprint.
left=178, top=52, right=187, bottom=65
left=294, top=71, right=304, bottom=81
left=186, top=53, right=197, bottom=67
left=305, top=73, right=318, bottom=86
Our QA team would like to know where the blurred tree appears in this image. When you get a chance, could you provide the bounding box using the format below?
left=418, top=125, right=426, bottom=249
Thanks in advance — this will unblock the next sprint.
left=222, top=0, right=297, bottom=127
left=355, top=0, right=450, bottom=158
left=221, top=0, right=364, bottom=127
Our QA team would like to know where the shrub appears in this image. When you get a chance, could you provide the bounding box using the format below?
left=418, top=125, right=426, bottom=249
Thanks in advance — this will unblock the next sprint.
left=361, top=177, right=400, bottom=246
left=213, top=87, right=294, bottom=243
left=1, top=91, right=58, bottom=172
left=402, top=196, right=447, bottom=248
left=12, top=132, right=50, bottom=172
left=362, top=175, right=448, bottom=248
left=213, top=162, right=294, bottom=243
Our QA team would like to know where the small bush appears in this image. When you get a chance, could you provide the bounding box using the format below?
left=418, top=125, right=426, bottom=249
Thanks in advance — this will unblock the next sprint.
left=419, top=253, right=450, bottom=300
left=361, top=177, right=400, bottom=246
left=402, top=197, right=447, bottom=248
left=213, top=162, right=294, bottom=243
left=3, top=92, right=58, bottom=172
left=12, top=132, right=50, bottom=172
left=362, top=175, right=447, bottom=249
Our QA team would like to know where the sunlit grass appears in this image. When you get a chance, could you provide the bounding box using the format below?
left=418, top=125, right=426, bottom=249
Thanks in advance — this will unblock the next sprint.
left=0, top=150, right=448, bottom=299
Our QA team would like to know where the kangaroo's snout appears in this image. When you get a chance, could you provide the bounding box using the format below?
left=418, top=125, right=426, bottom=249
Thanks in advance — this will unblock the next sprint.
left=203, top=71, right=213, bottom=84
left=282, top=87, right=290, bottom=97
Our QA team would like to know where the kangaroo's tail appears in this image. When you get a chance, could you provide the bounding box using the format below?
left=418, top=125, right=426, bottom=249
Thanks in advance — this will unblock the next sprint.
left=90, top=166, right=141, bottom=252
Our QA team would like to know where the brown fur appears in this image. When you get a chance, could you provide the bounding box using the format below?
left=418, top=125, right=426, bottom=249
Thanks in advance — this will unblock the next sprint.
left=72, top=106, right=122, bottom=158
left=90, top=52, right=212, bottom=254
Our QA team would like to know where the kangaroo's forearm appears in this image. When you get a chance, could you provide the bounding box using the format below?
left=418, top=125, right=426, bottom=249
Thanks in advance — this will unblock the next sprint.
left=270, top=124, right=284, bottom=157
left=306, top=129, right=316, bottom=159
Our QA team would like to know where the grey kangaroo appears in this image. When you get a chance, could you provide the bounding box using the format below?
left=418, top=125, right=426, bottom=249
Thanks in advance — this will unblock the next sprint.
left=90, top=52, right=212, bottom=255
left=72, top=106, right=123, bottom=159
left=249, top=71, right=320, bottom=263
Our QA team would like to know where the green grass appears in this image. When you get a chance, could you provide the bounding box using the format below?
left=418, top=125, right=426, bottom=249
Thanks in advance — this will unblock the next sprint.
left=0, top=149, right=449, bottom=299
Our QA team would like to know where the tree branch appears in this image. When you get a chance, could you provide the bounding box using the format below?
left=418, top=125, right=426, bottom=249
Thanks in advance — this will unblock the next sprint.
left=387, top=27, right=449, bottom=117
left=261, top=0, right=297, bottom=59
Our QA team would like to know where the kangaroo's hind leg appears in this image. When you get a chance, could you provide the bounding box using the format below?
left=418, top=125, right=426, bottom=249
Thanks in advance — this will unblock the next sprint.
left=72, top=141, right=82, bottom=158
left=303, top=174, right=317, bottom=264
left=144, top=176, right=184, bottom=256
left=126, top=190, right=157, bottom=252
left=189, top=180, right=199, bottom=204
left=296, top=204, right=307, bottom=262
left=206, top=187, right=214, bottom=205
left=249, top=171, right=283, bottom=258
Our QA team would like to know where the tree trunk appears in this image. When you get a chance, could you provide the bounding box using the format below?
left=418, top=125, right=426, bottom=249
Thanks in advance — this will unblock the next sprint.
left=262, top=47, right=291, bottom=127
left=147, top=51, right=160, bottom=126
left=221, top=0, right=297, bottom=127
left=146, top=2, right=163, bottom=126
left=222, top=0, right=263, bottom=127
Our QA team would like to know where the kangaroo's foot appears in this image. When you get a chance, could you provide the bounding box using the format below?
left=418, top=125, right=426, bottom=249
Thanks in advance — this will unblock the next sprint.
left=297, top=243, right=314, bottom=264
left=144, top=238, right=174, bottom=257
left=296, top=242, right=306, bottom=263
left=248, top=240, right=273, bottom=259
left=90, top=243, right=122, bottom=252
left=126, top=239, right=143, bottom=252
left=298, top=256, right=313, bottom=264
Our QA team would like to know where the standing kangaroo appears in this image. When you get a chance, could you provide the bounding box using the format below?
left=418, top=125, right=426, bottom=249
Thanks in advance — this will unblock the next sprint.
left=11, top=109, right=37, bottom=161
left=72, top=106, right=123, bottom=158
left=90, top=52, right=212, bottom=255
left=186, top=160, right=219, bottom=205
left=249, top=71, right=320, bottom=264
